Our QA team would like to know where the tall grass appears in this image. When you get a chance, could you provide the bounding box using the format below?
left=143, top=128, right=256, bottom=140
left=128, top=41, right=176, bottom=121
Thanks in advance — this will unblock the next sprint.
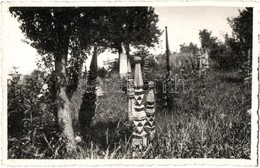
left=153, top=70, right=251, bottom=158
left=68, top=70, right=250, bottom=159
left=8, top=68, right=251, bottom=159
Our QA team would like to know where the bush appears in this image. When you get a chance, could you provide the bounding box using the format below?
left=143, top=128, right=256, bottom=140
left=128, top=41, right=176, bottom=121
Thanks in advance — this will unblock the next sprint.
left=8, top=68, right=58, bottom=158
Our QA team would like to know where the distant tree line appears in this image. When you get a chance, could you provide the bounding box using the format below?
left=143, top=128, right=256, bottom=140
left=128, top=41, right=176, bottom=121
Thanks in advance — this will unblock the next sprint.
left=178, top=8, right=252, bottom=73
left=199, top=8, right=252, bottom=71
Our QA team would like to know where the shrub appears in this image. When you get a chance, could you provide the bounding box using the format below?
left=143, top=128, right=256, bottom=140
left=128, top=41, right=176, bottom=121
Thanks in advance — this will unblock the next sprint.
left=8, top=68, right=57, bottom=158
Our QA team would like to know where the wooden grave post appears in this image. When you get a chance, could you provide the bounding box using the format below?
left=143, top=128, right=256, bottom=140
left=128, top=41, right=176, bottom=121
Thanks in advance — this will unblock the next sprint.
left=79, top=46, right=99, bottom=136
left=142, top=56, right=156, bottom=143
left=127, top=59, right=134, bottom=121
left=132, top=56, right=147, bottom=155
left=165, top=26, right=171, bottom=78
left=145, top=81, right=156, bottom=142
left=164, top=26, right=174, bottom=111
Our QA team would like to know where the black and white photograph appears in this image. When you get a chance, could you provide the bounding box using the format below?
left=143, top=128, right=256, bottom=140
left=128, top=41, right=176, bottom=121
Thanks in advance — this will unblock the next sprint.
left=1, top=1, right=259, bottom=166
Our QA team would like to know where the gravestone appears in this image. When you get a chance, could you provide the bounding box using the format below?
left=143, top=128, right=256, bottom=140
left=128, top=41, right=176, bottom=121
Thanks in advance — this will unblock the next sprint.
left=119, top=52, right=128, bottom=78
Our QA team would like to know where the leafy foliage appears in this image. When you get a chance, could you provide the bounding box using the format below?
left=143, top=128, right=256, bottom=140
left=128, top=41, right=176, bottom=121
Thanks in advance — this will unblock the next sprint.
left=180, top=42, right=199, bottom=55
left=199, top=29, right=217, bottom=50
left=227, top=7, right=253, bottom=78
left=198, top=8, right=252, bottom=72
left=227, top=7, right=253, bottom=57
left=10, top=7, right=162, bottom=147
left=98, top=7, right=162, bottom=53
left=8, top=68, right=58, bottom=158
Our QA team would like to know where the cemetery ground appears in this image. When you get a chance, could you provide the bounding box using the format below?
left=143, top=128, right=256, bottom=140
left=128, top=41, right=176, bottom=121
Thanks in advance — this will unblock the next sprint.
left=6, top=7, right=252, bottom=160
left=7, top=68, right=251, bottom=159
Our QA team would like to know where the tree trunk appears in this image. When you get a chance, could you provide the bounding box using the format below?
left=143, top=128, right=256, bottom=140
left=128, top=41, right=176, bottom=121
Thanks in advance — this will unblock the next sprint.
left=125, top=43, right=130, bottom=60
left=117, top=44, right=123, bottom=72
left=54, top=46, right=75, bottom=149
left=118, top=44, right=123, bottom=57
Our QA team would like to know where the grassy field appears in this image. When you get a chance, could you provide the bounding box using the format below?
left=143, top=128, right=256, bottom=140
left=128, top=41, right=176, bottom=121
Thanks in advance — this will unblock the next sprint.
left=63, top=70, right=251, bottom=159
left=8, top=69, right=251, bottom=159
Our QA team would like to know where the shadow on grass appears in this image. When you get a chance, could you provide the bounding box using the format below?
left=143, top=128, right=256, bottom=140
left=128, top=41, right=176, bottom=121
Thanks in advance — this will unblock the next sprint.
left=85, top=120, right=132, bottom=150
left=220, top=76, right=244, bottom=83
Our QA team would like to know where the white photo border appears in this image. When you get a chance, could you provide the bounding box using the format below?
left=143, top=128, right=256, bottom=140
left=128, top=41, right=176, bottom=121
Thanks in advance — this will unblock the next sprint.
left=1, top=0, right=259, bottom=166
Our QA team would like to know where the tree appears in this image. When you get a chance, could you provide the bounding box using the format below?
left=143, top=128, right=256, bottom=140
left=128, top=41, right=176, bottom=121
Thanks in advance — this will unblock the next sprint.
left=227, top=7, right=253, bottom=57
left=77, top=7, right=162, bottom=135
left=66, top=37, right=88, bottom=100
left=222, top=35, right=243, bottom=70
left=198, top=8, right=253, bottom=72
left=179, top=42, right=199, bottom=55
left=227, top=7, right=253, bottom=74
left=10, top=7, right=162, bottom=147
left=199, top=29, right=218, bottom=50
left=9, top=7, right=98, bottom=149
left=101, top=7, right=162, bottom=58
left=199, top=29, right=225, bottom=69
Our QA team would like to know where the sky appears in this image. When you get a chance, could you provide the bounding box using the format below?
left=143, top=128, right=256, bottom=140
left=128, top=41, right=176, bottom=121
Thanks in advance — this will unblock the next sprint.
left=3, top=6, right=244, bottom=75
left=154, top=6, right=243, bottom=52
